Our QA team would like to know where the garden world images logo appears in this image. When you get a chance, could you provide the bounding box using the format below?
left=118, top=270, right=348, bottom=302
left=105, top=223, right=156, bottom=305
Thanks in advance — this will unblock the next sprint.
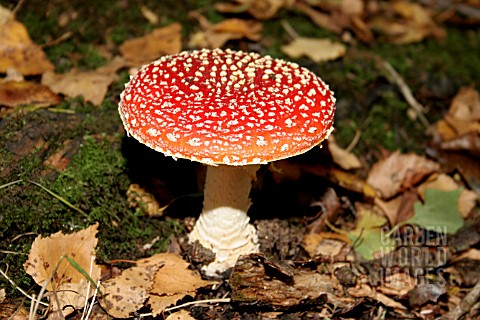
left=378, top=225, right=448, bottom=285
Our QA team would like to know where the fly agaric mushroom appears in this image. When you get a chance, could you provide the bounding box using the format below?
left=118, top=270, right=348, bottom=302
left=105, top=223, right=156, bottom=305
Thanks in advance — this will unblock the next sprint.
left=119, top=49, right=335, bottom=276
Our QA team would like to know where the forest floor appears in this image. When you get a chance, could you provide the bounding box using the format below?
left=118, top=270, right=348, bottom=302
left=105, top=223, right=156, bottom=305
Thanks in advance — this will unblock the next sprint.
left=1, top=0, right=480, bottom=319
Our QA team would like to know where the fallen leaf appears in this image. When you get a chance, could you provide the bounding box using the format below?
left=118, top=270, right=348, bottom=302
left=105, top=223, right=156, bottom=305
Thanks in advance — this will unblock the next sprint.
left=49, top=279, right=91, bottom=317
left=142, top=253, right=215, bottom=316
left=375, top=191, right=418, bottom=227
left=215, top=0, right=293, bottom=20
left=348, top=283, right=407, bottom=310
left=377, top=272, right=416, bottom=297
left=418, top=173, right=478, bottom=218
left=368, top=1, right=446, bottom=44
left=406, top=188, right=464, bottom=234
left=148, top=293, right=186, bottom=317
left=327, top=137, right=362, bottom=170
left=41, top=56, right=126, bottom=106
left=325, top=168, right=377, bottom=198
left=127, top=184, right=163, bottom=217
left=340, top=0, right=364, bottom=16
left=346, top=207, right=395, bottom=260
left=294, top=2, right=342, bottom=34
left=166, top=310, right=196, bottom=320
left=448, top=87, right=480, bottom=123
left=367, top=151, right=440, bottom=199
left=0, top=6, right=54, bottom=75
left=119, top=23, right=182, bottom=66
left=24, top=223, right=100, bottom=291
left=303, top=233, right=349, bottom=258
left=0, top=288, right=4, bottom=303
left=101, top=260, right=161, bottom=319
left=0, top=80, right=61, bottom=108
left=23, top=224, right=101, bottom=317
left=408, top=282, right=447, bottom=308
left=189, top=14, right=262, bottom=49
left=282, top=37, right=346, bottom=63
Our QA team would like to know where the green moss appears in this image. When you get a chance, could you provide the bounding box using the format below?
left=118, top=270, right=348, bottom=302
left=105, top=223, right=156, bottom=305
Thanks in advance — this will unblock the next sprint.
left=0, top=104, right=179, bottom=297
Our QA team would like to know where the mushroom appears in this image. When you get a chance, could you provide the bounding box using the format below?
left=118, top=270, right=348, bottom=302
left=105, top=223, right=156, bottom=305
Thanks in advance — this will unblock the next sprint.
left=119, top=49, right=335, bottom=276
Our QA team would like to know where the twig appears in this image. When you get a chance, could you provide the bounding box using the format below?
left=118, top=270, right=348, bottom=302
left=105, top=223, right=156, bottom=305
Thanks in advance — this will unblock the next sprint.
left=139, top=298, right=232, bottom=318
left=377, top=59, right=430, bottom=128
left=345, top=129, right=361, bottom=153
left=12, top=0, right=26, bottom=15
left=0, top=268, right=49, bottom=307
left=280, top=20, right=300, bottom=40
left=447, top=279, right=480, bottom=319
left=42, top=31, right=73, bottom=49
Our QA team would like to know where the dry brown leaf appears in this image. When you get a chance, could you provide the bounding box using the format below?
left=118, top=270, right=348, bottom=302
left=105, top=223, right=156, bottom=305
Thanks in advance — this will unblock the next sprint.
left=148, top=293, right=188, bottom=317
left=127, top=184, right=163, bottom=217
left=368, top=1, right=445, bottom=44
left=24, top=223, right=100, bottom=291
left=340, top=0, right=364, bottom=16
left=215, top=0, right=293, bottom=20
left=41, top=56, right=126, bottom=106
left=119, top=23, right=182, bottom=66
left=327, top=137, right=361, bottom=170
left=452, top=248, right=480, bottom=262
left=294, top=2, right=342, bottom=34
left=141, top=253, right=215, bottom=316
left=189, top=15, right=262, bottom=49
left=49, top=279, right=91, bottom=317
left=303, top=233, right=349, bottom=258
left=147, top=253, right=214, bottom=296
left=101, top=259, right=162, bottom=319
left=377, top=273, right=416, bottom=297
left=0, top=288, right=5, bottom=303
left=281, top=37, right=346, bottom=63
left=0, top=6, right=54, bottom=75
left=441, top=87, right=480, bottom=138
left=0, top=80, right=61, bottom=108
left=348, top=283, right=407, bottom=310
left=165, top=310, right=196, bottom=320
left=23, top=224, right=100, bottom=317
left=326, top=168, right=377, bottom=198
left=367, top=151, right=440, bottom=199
left=418, top=173, right=478, bottom=218
left=448, top=87, right=480, bottom=123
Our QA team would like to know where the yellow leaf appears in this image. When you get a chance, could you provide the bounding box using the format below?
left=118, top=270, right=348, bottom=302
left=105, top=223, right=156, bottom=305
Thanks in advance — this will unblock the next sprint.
left=0, top=80, right=61, bottom=110
left=281, top=37, right=346, bottom=63
left=119, top=23, right=182, bottom=66
left=41, top=56, right=126, bottom=106
left=23, top=223, right=100, bottom=291
left=101, top=261, right=161, bottom=319
left=327, top=137, right=361, bottom=170
left=188, top=15, right=262, bottom=49
left=0, top=6, right=53, bottom=75
left=141, top=253, right=216, bottom=316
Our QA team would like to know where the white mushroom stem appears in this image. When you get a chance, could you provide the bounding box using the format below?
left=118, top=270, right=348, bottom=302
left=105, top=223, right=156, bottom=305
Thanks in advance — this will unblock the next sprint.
left=189, top=164, right=260, bottom=276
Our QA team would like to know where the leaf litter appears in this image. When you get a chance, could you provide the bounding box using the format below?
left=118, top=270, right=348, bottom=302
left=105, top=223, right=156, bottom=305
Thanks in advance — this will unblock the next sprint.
left=22, top=226, right=215, bottom=318
left=2, top=0, right=480, bottom=318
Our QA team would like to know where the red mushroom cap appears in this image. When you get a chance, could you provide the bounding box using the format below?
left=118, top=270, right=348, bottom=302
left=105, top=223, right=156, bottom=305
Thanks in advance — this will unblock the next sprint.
left=119, top=48, right=335, bottom=165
